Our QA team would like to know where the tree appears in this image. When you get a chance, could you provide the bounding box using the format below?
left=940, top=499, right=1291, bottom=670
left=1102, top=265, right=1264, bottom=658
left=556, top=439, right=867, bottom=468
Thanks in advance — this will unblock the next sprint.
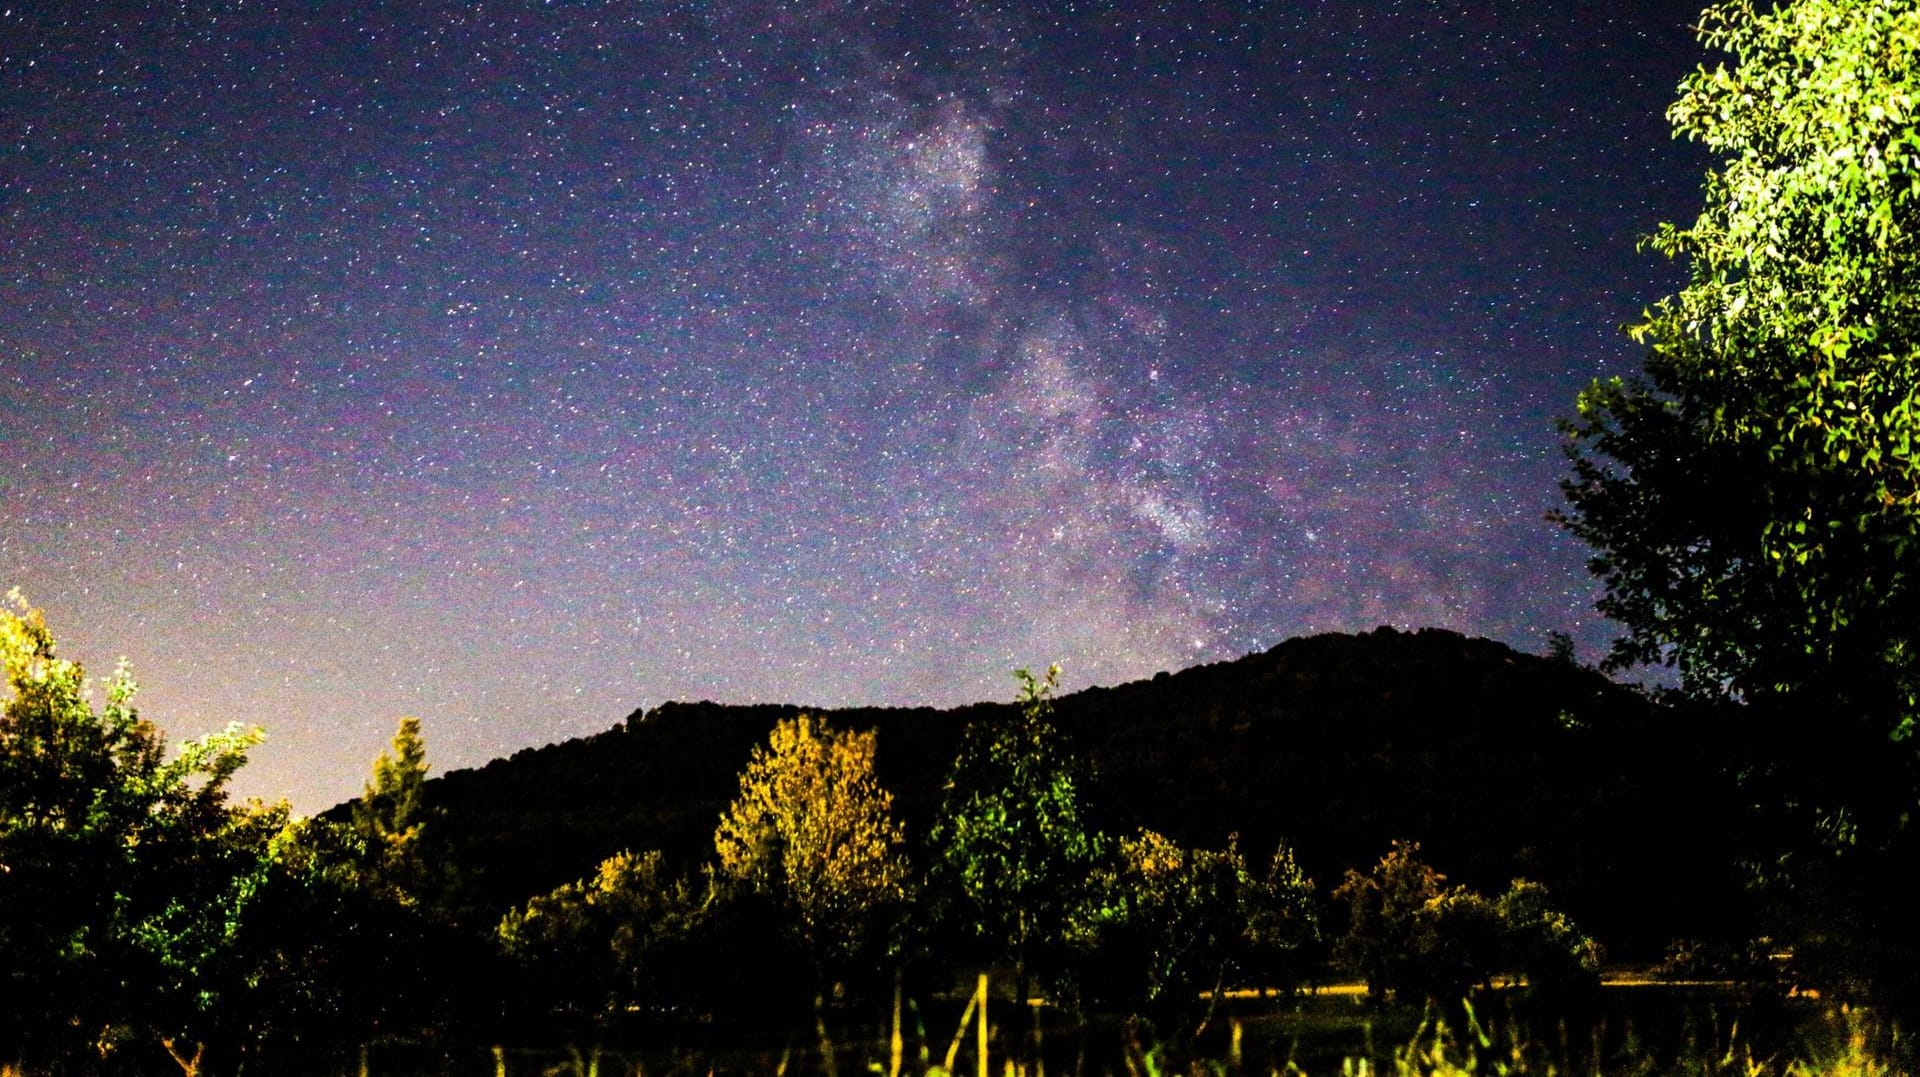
left=1558, top=0, right=1920, bottom=768
left=351, top=715, right=440, bottom=907
left=1242, top=840, right=1323, bottom=995
left=0, top=590, right=291, bottom=1074
left=1494, top=879, right=1603, bottom=1000
left=332, top=715, right=508, bottom=1043
left=498, top=849, right=705, bottom=1018
left=1334, top=843, right=1601, bottom=1005
left=931, top=665, right=1104, bottom=1012
left=1075, top=831, right=1317, bottom=1033
left=1332, top=841, right=1499, bottom=1004
left=1544, top=630, right=1578, bottom=667
left=1555, top=0, right=1920, bottom=1002
left=714, top=713, right=913, bottom=979
left=206, top=814, right=437, bottom=1071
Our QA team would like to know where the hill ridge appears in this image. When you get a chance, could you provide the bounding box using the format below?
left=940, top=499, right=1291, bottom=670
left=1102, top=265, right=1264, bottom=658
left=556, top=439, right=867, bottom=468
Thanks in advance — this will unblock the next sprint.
left=418, top=625, right=1745, bottom=959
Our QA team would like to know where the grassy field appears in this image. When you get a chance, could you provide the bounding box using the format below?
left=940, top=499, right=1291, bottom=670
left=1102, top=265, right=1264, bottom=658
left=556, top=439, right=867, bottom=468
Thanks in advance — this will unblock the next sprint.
left=344, top=983, right=1906, bottom=1077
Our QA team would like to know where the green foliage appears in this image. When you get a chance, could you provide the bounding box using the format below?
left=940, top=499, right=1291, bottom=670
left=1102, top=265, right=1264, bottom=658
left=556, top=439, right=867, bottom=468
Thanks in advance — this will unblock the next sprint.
left=1494, top=879, right=1604, bottom=999
left=0, top=590, right=295, bottom=1072
left=358, top=715, right=428, bottom=837
left=350, top=715, right=444, bottom=907
left=1555, top=0, right=1920, bottom=1005
left=1559, top=0, right=1920, bottom=759
left=1334, top=842, right=1598, bottom=1004
left=1335, top=841, right=1464, bottom=1002
left=291, top=714, right=511, bottom=1053
left=1243, top=840, right=1323, bottom=991
left=714, top=713, right=913, bottom=974
left=498, top=849, right=705, bottom=1016
left=931, top=665, right=1105, bottom=1001
left=1076, top=830, right=1318, bottom=1022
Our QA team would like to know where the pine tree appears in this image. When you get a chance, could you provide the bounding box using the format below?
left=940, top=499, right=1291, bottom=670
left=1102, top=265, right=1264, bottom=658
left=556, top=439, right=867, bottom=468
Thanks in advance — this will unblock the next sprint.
left=351, top=716, right=440, bottom=907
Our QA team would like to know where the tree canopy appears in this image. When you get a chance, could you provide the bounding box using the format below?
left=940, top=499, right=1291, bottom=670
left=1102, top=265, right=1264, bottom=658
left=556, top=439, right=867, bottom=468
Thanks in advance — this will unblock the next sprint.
left=931, top=666, right=1104, bottom=1005
left=1556, top=0, right=1920, bottom=1002
left=714, top=713, right=912, bottom=973
left=1559, top=0, right=1920, bottom=725
left=351, top=715, right=444, bottom=909
left=498, top=848, right=704, bottom=1016
left=1075, top=830, right=1318, bottom=1027
left=0, top=590, right=289, bottom=1074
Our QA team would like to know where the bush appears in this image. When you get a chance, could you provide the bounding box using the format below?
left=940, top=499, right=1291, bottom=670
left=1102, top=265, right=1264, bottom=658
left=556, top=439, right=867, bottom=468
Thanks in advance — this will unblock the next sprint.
left=1495, top=879, right=1602, bottom=999
left=1335, top=842, right=1601, bottom=1003
left=497, top=850, right=707, bottom=1019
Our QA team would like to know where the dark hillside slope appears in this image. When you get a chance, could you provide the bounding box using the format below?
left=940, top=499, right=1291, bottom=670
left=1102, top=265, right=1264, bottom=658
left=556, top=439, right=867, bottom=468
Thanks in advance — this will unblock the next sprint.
left=417, top=627, right=1751, bottom=959
left=1052, top=628, right=1751, bottom=957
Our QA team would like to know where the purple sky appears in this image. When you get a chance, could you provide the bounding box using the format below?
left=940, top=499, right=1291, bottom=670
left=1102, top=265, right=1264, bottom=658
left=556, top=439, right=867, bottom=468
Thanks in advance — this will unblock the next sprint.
left=4, top=0, right=1708, bottom=811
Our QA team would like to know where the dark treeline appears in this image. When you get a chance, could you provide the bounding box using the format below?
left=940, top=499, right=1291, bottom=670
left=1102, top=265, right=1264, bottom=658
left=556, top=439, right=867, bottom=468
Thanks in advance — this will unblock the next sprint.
left=422, top=625, right=1751, bottom=965
left=4, top=590, right=1758, bottom=1077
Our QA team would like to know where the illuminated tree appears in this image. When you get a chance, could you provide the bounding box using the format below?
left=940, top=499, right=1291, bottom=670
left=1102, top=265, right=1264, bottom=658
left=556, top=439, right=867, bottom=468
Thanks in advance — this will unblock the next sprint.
left=931, top=665, right=1104, bottom=1010
left=1495, top=879, right=1603, bottom=998
left=498, top=849, right=704, bottom=1015
left=0, top=590, right=289, bottom=1075
left=1561, top=0, right=1920, bottom=746
left=714, top=713, right=912, bottom=974
left=1557, top=0, right=1920, bottom=786
left=351, top=715, right=440, bottom=905
left=1333, top=842, right=1599, bottom=1004
left=1242, top=840, right=1323, bottom=995
left=1555, top=0, right=1920, bottom=1002
left=1333, top=841, right=1498, bottom=1003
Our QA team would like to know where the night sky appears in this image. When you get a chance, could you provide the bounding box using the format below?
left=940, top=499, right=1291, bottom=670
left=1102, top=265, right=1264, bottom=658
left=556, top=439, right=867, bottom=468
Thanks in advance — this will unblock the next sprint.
left=4, top=0, right=1710, bottom=812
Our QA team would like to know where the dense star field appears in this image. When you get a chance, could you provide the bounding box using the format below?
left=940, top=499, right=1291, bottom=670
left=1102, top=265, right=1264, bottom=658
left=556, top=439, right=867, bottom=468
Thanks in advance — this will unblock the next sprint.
left=3, top=0, right=1706, bottom=810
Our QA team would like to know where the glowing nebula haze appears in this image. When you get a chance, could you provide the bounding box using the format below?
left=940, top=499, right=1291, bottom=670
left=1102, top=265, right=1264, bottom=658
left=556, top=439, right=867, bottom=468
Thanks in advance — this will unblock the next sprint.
left=3, top=0, right=1705, bottom=810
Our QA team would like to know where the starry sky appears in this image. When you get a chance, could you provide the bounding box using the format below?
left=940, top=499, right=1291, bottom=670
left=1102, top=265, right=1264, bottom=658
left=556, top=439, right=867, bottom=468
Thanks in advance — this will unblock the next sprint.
left=3, top=0, right=1710, bottom=812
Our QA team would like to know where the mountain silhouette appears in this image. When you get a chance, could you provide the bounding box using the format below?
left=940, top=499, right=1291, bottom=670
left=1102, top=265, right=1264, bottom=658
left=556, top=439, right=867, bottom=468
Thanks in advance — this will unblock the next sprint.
left=402, top=626, right=1750, bottom=959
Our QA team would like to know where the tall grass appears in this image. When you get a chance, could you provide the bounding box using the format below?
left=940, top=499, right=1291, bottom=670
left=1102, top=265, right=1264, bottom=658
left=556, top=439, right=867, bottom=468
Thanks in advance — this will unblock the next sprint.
left=1285, top=1000, right=1900, bottom=1077
left=446, top=998, right=1903, bottom=1077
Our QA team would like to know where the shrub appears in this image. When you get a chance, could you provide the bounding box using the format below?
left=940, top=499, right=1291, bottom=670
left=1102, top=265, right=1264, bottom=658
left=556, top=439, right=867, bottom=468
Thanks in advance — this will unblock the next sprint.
left=1336, top=842, right=1601, bottom=1003
left=497, top=850, right=706, bottom=1018
left=1495, top=879, right=1602, bottom=999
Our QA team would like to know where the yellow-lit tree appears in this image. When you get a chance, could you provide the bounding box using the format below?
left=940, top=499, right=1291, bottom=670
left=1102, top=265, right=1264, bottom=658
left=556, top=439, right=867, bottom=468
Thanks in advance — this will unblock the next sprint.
left=350, top=715, right=441, bottom=907
left=498, top=848, right=704, bottom=1015
left=714, top=713, right=913, bottom=974
left=1077, top=830, right=1318, bottom=1028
